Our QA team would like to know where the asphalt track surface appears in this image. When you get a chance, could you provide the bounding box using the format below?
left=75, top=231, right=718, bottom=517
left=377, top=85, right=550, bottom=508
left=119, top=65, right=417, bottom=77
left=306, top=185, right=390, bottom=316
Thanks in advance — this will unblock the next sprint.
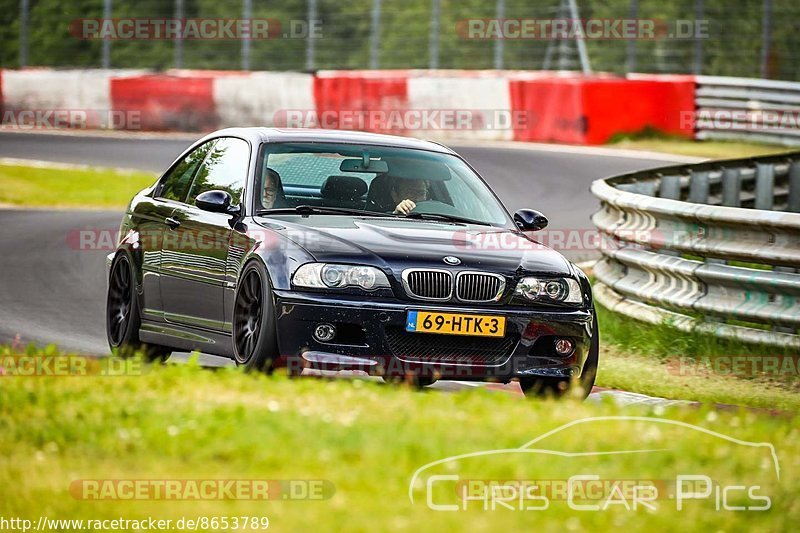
left=0, top=132, right=686, bottom=399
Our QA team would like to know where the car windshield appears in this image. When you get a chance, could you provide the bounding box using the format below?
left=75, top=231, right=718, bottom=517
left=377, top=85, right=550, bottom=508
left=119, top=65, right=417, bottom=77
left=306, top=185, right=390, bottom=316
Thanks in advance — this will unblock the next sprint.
left=256, top=142, right=511, bottom=226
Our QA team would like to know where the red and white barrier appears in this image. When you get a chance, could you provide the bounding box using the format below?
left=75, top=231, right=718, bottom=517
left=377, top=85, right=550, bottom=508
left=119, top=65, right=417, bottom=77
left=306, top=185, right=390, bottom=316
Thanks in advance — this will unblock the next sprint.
left=407, top=73, right=514, bottom=141
left=0, top=69, right=144, bottom=128
left=214, top=71, right=315, bottom=128
left=0, top=67, right=696, bottom=145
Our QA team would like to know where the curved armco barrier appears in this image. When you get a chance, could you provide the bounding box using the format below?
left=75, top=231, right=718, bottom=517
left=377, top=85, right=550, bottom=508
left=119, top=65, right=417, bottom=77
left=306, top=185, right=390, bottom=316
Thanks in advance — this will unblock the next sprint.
left=692, top=75, right=800, bottom=147
left=591, top=152, right=800, bottom=348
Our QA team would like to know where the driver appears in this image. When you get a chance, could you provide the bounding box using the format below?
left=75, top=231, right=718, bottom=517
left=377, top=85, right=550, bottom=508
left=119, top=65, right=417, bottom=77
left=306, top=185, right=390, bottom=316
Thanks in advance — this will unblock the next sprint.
left=390, top=177, right=429, bottom=214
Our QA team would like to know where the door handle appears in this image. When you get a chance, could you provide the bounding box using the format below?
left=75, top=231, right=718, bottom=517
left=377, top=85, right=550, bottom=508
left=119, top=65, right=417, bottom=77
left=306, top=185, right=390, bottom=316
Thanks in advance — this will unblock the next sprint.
left=165, top=217, right=181, bottom=229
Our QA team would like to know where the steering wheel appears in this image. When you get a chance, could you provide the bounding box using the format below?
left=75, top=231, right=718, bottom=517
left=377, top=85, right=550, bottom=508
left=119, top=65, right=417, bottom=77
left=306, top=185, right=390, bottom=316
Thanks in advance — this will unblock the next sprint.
left=410, top=200, right=460, bottom=216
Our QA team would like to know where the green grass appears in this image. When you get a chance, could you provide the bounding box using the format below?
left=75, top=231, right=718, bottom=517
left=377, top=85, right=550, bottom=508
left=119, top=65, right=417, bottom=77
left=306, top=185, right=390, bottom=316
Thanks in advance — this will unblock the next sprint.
left=606, top=132, right=793, bottom=160
left=0, top=163, right=156, bottom=209
left=1, top=349, right=798, bottom=532
left=595, top=304, right=800, bottom=411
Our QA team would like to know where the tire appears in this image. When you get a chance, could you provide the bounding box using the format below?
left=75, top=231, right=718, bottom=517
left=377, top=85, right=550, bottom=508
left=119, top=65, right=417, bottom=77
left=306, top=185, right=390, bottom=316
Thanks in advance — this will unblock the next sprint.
left=232, top=260, right=279, bottom=373
left=106, top=253, right=172, bottom=362
left=519, top=313, right=599, bottom=400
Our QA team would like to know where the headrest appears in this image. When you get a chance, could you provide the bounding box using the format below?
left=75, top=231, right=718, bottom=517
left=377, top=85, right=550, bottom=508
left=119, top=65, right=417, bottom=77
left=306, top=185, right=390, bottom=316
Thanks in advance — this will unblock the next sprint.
left=321, top=175, right=368, bottom=201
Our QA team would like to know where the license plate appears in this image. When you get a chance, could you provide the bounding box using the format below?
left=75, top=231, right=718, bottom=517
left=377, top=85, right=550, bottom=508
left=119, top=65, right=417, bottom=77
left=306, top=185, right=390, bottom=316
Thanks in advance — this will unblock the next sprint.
left=405, top=311, right=506, bottom=337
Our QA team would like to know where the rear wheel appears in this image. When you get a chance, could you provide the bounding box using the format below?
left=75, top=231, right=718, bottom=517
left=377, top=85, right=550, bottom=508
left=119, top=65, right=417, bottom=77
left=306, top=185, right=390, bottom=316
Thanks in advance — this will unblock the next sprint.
left=519, top=313, right=599, bottom=399
left=106, top=253, right=172, bottom=362
left=233, top=261, right=278, bottom=373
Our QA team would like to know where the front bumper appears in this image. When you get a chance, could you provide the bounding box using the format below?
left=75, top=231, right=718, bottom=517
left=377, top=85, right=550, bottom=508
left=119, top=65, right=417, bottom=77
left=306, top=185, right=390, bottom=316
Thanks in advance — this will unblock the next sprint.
left=273, top=290, right=594, bottom=381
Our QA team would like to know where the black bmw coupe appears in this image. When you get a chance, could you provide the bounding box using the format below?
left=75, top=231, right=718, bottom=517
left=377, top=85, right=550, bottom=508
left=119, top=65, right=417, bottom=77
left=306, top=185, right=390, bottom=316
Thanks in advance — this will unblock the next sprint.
left=106, top=128, right=598, bottom=396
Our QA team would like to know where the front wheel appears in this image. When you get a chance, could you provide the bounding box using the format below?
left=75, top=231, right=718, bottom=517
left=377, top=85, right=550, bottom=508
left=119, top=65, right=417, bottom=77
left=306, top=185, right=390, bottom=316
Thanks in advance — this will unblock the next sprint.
left=232, top=260, right=279, bottom=373
left=519, top=313, right=599, bottom=399
left=106, top=253, right=172, bottom=362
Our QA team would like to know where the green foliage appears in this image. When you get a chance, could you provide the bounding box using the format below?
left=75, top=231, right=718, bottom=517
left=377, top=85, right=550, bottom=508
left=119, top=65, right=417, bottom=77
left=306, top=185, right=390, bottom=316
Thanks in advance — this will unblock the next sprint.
left=1, top=0, right=799, bottom=79
left=0, top=347, right=798, bottom=530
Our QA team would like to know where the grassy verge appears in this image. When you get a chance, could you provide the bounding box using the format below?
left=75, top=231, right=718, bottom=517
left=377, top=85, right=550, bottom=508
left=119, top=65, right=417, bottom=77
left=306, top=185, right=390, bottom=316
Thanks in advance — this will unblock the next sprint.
left=0, top=163, right=156, bottom=209
left=595, top=304, right=800, bottom=411
left=0, top=349, right=797, bottom=531
left=606, top=132, right=793, bottom=160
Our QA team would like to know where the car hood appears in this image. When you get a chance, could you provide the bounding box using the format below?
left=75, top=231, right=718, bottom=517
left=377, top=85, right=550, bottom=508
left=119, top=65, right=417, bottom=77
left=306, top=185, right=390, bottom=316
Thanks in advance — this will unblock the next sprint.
left=254, top=215, right=572, bottom=277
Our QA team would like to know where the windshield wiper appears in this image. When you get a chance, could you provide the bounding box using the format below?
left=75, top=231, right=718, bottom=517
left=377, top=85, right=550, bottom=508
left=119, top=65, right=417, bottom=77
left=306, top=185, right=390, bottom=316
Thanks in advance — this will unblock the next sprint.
left=258, top=205, right=493, bottom=226
left=258, top=205, right=395, bottom=217
left=403, top=212, right=493, bottom=226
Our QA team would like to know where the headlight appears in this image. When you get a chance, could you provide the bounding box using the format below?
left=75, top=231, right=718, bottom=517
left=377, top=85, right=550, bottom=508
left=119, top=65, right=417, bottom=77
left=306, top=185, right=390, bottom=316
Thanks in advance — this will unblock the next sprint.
left=292, top=263, right=391, bottom=291
left=514, top=277, right=582, bottom=304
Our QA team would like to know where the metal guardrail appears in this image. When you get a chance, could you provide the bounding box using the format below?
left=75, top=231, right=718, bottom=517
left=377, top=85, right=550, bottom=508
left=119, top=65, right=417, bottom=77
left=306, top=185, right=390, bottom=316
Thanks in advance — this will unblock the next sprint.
left=695, top=76, right=800, bottom=147
left=591, top=152, right=800, bottom=348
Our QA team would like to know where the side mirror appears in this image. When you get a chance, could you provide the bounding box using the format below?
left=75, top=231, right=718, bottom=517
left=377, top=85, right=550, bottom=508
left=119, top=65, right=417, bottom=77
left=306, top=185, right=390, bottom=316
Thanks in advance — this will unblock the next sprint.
left=196, top=190, right=240, bottom=215
left=514, top=209, right=548, bottom=231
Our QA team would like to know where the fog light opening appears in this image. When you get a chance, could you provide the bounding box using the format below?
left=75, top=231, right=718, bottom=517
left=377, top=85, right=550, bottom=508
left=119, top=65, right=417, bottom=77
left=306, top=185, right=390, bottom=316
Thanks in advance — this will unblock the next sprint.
left=554, top=338, right=575, bottom=356
left=313, top=323, right=337, bottom=343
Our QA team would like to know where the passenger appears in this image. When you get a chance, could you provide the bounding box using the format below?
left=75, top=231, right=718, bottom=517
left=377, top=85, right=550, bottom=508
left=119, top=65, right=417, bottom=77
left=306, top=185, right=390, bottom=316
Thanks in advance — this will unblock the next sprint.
left=262, top=168, right=284, bottom=209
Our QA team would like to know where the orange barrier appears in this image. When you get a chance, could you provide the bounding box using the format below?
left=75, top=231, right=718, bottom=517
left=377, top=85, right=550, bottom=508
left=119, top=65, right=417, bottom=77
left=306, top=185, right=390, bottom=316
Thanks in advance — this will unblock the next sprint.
left=110, top=74, right=217, bottom=131
left=313, top=72, right=409, bottom=133
left=510, top=75, right=695, bottom=144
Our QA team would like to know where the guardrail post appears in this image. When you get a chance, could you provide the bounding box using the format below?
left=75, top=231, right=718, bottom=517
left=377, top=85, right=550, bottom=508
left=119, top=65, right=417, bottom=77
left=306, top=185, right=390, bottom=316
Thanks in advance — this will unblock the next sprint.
left=755, top=163, right=775, bottom=210
left=755, top=162, right=791, bottom=333
left=689, top=170, right=726, bottom=319
left=658, top=174, right=683, bottom=257
left=775, top=160, right=800, bottom=281
left=659, top=174, right=681, bottom=200
left=688, top=170, right=710, bottom=203
left=789, top=160, right=800, bottom=213
left=721, top=167, right=742, bottom=207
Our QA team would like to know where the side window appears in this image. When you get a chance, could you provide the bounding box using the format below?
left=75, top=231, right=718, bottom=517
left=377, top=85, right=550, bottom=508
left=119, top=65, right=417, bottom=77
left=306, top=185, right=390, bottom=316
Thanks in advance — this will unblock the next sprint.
left=157, top=140, right=216, bottom=202
left=186, top=137, right=250, bottom=206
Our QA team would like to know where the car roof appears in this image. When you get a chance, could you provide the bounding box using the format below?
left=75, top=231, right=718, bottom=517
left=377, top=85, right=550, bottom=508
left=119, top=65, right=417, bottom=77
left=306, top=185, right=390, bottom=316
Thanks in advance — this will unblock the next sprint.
left=197, top=127, right=456, bottom=154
